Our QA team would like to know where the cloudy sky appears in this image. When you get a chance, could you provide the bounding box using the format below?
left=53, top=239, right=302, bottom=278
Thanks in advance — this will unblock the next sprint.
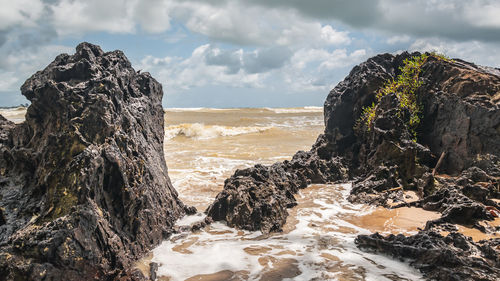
left=1, top=0, right=499, bottom=107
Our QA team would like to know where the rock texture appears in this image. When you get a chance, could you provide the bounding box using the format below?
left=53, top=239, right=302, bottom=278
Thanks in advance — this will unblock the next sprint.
left=0, top=43, right=190, bottom=280
left=355, top=231, right=500, bottom=281
left=207, top=151, right=347, bottom=232
left=207, top=52, right=500, bottom=279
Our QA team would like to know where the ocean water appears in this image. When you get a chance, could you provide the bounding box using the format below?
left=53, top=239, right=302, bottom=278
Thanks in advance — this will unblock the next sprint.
left=1, top=107, right=433, bottom=280
left=163, top=107, right=325, bottom=210
left=157, top=107, right=429, bottom=280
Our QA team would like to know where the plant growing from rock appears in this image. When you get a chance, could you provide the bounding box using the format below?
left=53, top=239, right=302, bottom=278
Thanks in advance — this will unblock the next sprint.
left=356, top=52, right=450, bottom=140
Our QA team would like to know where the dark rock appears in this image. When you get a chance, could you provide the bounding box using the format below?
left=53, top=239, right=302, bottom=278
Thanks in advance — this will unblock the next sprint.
left=355, top=231, right=500, bottom=281
left=206, top=150, right=347, bottom=233
left=207, top=52, right=500, bottom=278
left=0, top=43, right=188, bottom=280
left=149, top=262, right=158, bottom=281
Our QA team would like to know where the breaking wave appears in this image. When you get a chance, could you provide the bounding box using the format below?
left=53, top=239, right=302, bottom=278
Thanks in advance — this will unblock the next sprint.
left=164, top=123, right=272, bottom=140
left=264, top=106, right=323, bottom=114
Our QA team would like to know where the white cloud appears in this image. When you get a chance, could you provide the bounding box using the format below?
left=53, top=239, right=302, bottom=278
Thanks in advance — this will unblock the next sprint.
left=133, top=0, right=172, bottom=33
left=227, top=0, right=500, bottom=43
left=137, top=43, right=369, bottom=95
left=321, top=25, right=351, bottom=45
left=0, top=0, right=44, bottom=29
left=51, top=0, right=137, bottom=35
left=40, top=0, right=353, bottom=49
left=138, top=45, right=266, bottom=92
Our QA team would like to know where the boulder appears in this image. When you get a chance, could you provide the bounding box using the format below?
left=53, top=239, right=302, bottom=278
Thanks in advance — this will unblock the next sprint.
left=0, top=43, right=189, bottom=280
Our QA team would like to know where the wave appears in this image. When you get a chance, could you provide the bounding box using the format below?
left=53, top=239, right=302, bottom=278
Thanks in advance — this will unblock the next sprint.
left=263, top=106, right=323, bottom=114
left=165, top=107, right=204, bottom=112
left=164, top=123, right=272, bottom=140
left=164, top=107, right=323, bottom=114
left=0, top=107, right=27, bottom=124
left=165, top=107, right=245, bottom=113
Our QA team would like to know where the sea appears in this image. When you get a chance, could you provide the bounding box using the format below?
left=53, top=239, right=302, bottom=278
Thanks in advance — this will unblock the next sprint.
left=1, top=107, right=435, bottom=280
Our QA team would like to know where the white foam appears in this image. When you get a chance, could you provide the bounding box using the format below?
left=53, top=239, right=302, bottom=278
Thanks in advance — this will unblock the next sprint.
left=261, top=115, right=324, bottom=128
left=152, top=222, right=264, bottom=280
left=175, top=213, right=207, bottom=227
left=165, top=107, right=206, bottom=112
left=264, top=107, right=323, bottom=114
left=0, top=107, right=27, bottom=124
left=164, top=123, right=272, bottom=140
left=151, top=184, right=425, bottom=280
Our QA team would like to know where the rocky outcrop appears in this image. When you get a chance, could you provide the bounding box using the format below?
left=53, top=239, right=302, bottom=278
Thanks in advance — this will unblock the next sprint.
left=207, top=150, right=347, bottom=233
left=347, top=55, right=500, bottom=203
left=208, top=52, right=500, bottom=230
left=355, top=231, right=500, bottom=281
left=207, top=52, right=500, bottom=279
left=0, top=43, right=190, bottom=280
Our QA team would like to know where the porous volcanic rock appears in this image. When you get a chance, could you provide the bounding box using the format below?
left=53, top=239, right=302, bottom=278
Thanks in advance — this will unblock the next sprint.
left=355, top=231, right=500, bottom=281
left=0, top=43, right=190, bottom=280
left=207, top=150, right=347, bottom=233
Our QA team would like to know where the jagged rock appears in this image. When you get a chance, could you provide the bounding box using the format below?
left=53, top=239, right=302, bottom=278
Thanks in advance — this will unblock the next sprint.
left=0, top=43, right=189, bottom=280
left=355, top=231, right=500, bottom=281
left=206, top=150, right=347, bottom=233
left=207, top=52, right=500, bottom=278
left=322, top=53, right=499, bottom=202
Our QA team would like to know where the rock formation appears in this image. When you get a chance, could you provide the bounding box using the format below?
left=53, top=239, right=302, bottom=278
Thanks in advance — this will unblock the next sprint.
left=207, top=52, right=500, bottom=280
left=207, top=152, right=347, bottom=233
left=0, top=43, right=191, bottom=280
left=355, top=231, right=500, bottom=281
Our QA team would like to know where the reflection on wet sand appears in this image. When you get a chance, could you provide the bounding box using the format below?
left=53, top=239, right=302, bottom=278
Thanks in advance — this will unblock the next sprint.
left=454, top=218, right=500, bottom=242
left=346, top=207, right=441, bottom=235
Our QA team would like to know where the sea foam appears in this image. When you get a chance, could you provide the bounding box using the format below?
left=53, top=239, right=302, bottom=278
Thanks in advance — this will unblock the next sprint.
left=164, top=123, right=272, bottom=140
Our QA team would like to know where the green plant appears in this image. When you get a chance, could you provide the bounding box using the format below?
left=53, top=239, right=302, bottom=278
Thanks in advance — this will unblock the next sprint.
left=356, top=52, right=448, bottom=140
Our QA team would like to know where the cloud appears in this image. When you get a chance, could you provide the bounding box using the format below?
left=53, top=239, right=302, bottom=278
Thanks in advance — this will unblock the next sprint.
left=51, top=0, right=137, bottom=35
left=0, top=72, right=19, bottom=90
left=0, top=44, right=73, bottom=82
left=242, top=47, right=293, bottom=74
left=211, top=0, right=500, bottom=43
left=204, top=48, right=242, bottom=74
left=409, top=38, right=500, bottom=67
left=2, top=0, right=500, bottom=49
left=1, top=0, right=500, bottom=108
left=203, top=46, right=296, bottom=75
left=234, top=0, right=380, bottom=27
left=137, top=45, right=266, bottom=92
left=0, top=0, right=45, bottom=30
left=321, top=25, right=351, bottom=45
left=168, top=1, right=352, bottom=47
left=138, top=43, right=369, bottom=95
left=386, top=35, right=411, bottom=45
left=283, top=47, right=369, bottom=91
left=13, top=0, right=352, bottom=48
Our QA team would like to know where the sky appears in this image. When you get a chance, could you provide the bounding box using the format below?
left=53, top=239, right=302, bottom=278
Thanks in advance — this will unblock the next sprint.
left=1, top=0, right=500, bottom=108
